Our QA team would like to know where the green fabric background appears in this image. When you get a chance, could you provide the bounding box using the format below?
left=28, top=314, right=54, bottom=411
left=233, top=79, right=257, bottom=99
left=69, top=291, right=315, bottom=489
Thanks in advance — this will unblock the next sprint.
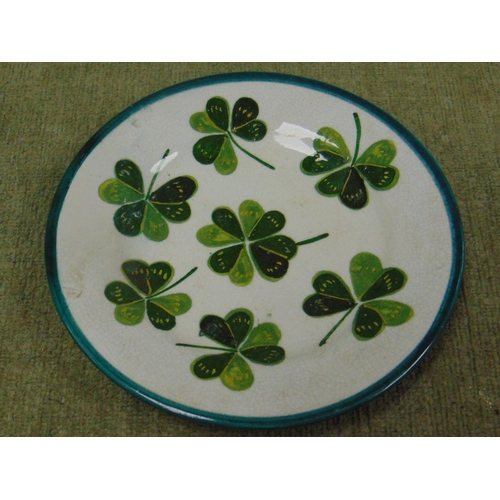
left=1, top=62, right=498, bottom=436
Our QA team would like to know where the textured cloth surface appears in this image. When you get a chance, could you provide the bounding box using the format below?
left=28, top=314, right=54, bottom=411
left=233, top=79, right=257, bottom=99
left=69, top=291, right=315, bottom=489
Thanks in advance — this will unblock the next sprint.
left=1, top=62, right=498, bottom=436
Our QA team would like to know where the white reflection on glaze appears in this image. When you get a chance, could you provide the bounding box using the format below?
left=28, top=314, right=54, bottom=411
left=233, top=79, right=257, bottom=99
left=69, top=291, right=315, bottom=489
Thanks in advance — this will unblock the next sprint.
left=274, top=122, right=318, bottom=156
left=150, top=151, right=179, bottom=173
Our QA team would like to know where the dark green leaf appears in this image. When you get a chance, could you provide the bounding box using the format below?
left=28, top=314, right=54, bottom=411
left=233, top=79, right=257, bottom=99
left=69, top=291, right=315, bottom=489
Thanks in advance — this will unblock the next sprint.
left=301, top=151, right=348, bottom=175
left=212, top=207, right=244, bottom=241
left=149, top=176, right=197, bottom=203
left=114, top=160, right=144, bottom=193
left=146, top=300, right=176, bottom=331
left=353, top=304, right=385, bottom=340
left=232, top=120, right=267, bottom=141
left=220, top=354, right=254, bottom=391
left=231, top=97, right=260, bottom=130
left=113, top=200, right=145, bottom=236
left=340, top=167, right=368, bottom=209
left=248, top=211, right=286, bottom=241
left=192, top=353, right=235, bottom=379
left=361, top=268, right=407, bottom=301
left=225, top=309, right=254, bottom=346
left=241, top=345, right=285, bottom=365
left=200, top=315, right=238, bottom=348
left=312, top=272, right=355, bottom=302
left=193, top=135, right=226, bottom=164
left=206, top=97, right=230, bottom=131
left=121, top=260, right=173, bottom=296
left=316, top=168, right=350, bottom=196
left=208, top=244, right=244, bottom=275
left=357, top=164, right=399, bottom=190
left=151, top=201, right=191, bottom=223
left=250, top=235, right=298, bottom=281
left=105, top=281, right=143, bottom=304
left=302, top=293, right=354, bottom=317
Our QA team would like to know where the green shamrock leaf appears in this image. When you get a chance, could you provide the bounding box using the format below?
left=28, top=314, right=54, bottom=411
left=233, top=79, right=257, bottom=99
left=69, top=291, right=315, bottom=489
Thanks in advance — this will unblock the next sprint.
left=190, top=96, right=275, bottom=174
left=301, top=113, right=400, bottom=210
left=104, top=260, right=197, bottom=331
left=176, top=309, right=285, bottom=391
left=196, top=199, right=329, bottom=286
left=302, top=252, right=413, bottom=345
left=98, top=149, right=198, bottom=241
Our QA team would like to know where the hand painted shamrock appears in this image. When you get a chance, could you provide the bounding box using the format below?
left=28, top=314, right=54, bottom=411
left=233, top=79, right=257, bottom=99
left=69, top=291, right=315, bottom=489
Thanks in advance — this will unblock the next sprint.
left=301, top=113, right=399, bottom=209
left=176, top=309, right=285, bottom=391
left=104, top=260, right=197, bottom=331
left=98, top=150, right=198, bottom=241
left=190, top=96, right=275, bottom=174
left=302, top=252, right=413, bottom=346
left=196, top=199, right=329, bottom=286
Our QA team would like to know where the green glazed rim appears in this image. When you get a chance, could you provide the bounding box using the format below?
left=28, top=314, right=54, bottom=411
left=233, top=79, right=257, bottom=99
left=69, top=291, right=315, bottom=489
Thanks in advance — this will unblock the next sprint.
left=45, top=72, right=465, bottom=428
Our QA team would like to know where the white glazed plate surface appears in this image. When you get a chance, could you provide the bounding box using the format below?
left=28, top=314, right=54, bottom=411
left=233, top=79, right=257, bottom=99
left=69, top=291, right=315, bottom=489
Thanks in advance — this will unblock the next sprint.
left=46, top=73, right=464, bottom=428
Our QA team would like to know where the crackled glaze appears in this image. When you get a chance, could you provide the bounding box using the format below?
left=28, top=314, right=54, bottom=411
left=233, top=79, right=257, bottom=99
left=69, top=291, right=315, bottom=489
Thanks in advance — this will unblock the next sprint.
left=46, top=74, right=463, bottom=427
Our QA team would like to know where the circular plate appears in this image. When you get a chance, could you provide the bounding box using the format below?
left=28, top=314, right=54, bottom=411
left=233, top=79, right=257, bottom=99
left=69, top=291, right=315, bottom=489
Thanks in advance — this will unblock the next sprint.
left=46, top=73, right=464, bottom=428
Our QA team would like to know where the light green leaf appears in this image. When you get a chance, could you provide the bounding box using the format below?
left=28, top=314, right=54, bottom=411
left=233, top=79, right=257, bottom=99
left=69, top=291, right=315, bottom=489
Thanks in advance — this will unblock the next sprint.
left=98, top=179, right=143, bottom=205
left=365, top=300, right=414, bottom=326
left=239, top=200, right=265, bottom=238
left=149, top=294, right=192, bottom=316
left=214, top=137, right=238, bottom=175
left=114, top=300, right=145, bottom=326
left=349, top=252, right=383, bottom=299
left=314, top=126, right=351, bottom=164
left=356, top=140, right=397, bottom=167
left=220, top=354, right=254, bottom=391
left=143, top=202, right=169, bottom=242
left=229, top=247, right=254, bottom=286
left=242, top=322, right=282, bottom=349
left=196, top=224, right=242, bottom=247
left=189, top=111, right=224, bottom=133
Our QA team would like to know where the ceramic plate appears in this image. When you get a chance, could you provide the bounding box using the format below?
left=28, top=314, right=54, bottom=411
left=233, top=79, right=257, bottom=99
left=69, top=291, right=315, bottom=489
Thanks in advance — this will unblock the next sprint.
left=46, top=73, right=464, bottom=428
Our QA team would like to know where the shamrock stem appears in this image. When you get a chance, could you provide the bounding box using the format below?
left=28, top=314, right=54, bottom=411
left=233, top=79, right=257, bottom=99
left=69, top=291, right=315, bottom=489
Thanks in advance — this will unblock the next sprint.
left=147, top=267, right=198, bottom=299
left=145, top=149, right=171, bottom=198
left=146, top=172, right=160, bottom=199
left=319, top=306, right=356, bottom=346
left=351, top=113, right=362, bottom=166
left=296, top=233, right=329, bottom=246
left=176, top=343, right=235, bottom=353
left=227, top=131, right=276, bottom=170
